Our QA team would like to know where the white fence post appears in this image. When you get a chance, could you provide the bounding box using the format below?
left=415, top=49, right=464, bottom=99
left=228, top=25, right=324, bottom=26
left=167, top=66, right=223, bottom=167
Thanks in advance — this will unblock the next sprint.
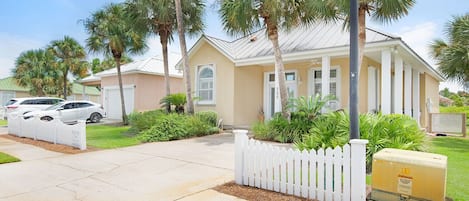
left=350, top=139, right=368, bottom=201
left=234, top=129, right=248, bottom=185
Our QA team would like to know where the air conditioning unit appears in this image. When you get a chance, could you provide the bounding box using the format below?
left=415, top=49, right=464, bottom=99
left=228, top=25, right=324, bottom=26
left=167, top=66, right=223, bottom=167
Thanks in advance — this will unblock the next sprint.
left=370, top=148, right=447, bottom=201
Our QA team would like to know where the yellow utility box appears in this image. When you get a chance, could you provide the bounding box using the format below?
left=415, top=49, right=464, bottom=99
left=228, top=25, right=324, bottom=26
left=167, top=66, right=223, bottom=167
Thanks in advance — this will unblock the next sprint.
left=371, top=148, right=447, bottom=201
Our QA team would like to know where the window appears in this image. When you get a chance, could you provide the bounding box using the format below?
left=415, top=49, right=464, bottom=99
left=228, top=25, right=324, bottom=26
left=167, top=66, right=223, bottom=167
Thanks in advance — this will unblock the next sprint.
left=197, top=65, right=215, bottom=104
left=312, top=69, right=339, bottom=98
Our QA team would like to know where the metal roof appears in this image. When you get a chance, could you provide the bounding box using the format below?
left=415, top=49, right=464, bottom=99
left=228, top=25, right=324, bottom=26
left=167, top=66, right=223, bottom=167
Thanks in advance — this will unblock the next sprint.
left=95, top=53, right=183, bottom=78
left=0, top=77, right=100, bottom=95
left=204, top=21, right=398, bottom=60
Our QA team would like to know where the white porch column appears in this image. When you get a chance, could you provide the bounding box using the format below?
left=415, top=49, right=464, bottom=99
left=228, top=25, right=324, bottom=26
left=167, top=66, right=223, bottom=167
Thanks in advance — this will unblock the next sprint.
left=381, top=49, right=391, bottom=114
left=321, top=56, right=330, bottom=98
left=412, top=70, right=420, bottom=123
left=394, top=56, right=403, bottom=114
left=274, top=73, right=281, bottom=113
left=404, top=65, right=412, bottom=116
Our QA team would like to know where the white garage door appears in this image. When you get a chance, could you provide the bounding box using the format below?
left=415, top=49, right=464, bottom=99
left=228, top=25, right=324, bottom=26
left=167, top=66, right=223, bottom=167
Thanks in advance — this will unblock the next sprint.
left=104, top=86, right=135, bottom=120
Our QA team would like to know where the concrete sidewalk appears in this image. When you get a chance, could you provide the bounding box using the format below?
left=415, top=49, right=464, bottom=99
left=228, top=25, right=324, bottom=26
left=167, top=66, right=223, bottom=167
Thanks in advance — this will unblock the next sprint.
left=0, top=132, right=245, bottom=201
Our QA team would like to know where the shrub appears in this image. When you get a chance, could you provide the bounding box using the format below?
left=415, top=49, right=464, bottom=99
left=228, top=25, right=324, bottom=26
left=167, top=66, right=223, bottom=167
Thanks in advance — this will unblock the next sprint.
left=160, top=93, right=186, bottom=113
left=252, top=121, right=275, bottom=141
left=128, top=109, right=164, bottom=133
left=138, top=113, right=189, bottom=142
left=187, top=116, right=219, bottom=136
left=195, top=111, right=218, bottom=127
left=295, top=112, right=426, bottom=172
left=288, top=94, right=335, bottom=120
left=252, top=114, right=307, bottom=143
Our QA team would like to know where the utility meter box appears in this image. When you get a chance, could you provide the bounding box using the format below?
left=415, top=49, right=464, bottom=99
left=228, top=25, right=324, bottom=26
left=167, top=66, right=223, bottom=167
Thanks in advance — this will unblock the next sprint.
left=371, top=148, right=447, bottom=201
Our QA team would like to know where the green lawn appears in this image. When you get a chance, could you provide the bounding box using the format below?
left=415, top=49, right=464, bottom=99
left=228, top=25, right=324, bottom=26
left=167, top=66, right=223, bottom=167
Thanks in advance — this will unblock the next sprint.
left=0, top=119, right=7, bottom=126
left=430, top=137, right=469, bottom=201
left=86, top=125, right=141, bottom=149
left=0, top=152, right=20, bottom=164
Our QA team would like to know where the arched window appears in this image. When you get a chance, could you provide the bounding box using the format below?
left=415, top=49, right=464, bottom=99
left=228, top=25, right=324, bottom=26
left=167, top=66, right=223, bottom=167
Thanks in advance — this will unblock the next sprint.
left=197, top=65, right=215, bottom=104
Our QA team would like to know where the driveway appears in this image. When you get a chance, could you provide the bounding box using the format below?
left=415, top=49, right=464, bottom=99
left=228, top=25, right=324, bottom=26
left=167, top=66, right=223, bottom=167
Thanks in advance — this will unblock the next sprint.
left=0, top=133, right=240, bottom=201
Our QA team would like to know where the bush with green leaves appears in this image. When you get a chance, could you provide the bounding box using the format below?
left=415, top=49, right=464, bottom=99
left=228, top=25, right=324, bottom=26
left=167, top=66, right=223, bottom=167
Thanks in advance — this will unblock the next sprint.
left=138, top=113, right=189, bottom=142
left=187, top=115, right=219, bottom=136
left=295, top=112, right=426, bottom=172
left=288, top=94, right=335, bottom=120
left=252, top=114, right=307, bottom=143
left=128, top=109, right=164, bottom=133
left=195, top=111, right=218, bottom=127
left=160, top=93, right=186, bottom=113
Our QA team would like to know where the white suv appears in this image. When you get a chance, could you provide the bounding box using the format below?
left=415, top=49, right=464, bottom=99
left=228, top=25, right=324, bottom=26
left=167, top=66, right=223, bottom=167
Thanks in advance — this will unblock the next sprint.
left=4, top=97, right=64, bottom=119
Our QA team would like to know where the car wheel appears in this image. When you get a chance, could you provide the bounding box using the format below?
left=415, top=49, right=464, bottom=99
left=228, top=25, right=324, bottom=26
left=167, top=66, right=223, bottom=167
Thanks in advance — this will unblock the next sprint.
left=89, top=113, right=102, bottom=123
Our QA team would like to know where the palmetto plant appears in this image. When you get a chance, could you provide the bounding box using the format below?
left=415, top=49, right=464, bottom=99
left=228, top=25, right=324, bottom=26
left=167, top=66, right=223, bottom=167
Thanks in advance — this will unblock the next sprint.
left=127, top=0, right=204, bottom=113
left=218, top=0, right=335, bottom=119
left=48, top=35, right=88, bottom=99
left=431, top=14, right=469, bottom=88
left=13, top=49, right=60, bottom=96
left=83, top=3, right=147, bottom=125
left=288, top=94, right=336, bottom=120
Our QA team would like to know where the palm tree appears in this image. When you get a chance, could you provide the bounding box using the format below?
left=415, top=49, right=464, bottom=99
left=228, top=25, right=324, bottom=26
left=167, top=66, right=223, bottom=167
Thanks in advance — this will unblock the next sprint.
left=333, top=0, right=415, bottom=74
left=83, top=3, right=147, bottom=124
left=219, top=0, right=332, bottom=118
left=13, top=49, right=59, bottom=96
left=91, top=55, right=133, bottom=74
left=431, top=14, right=469, bottom=87
left=48, top=36, right=88, bottom=99
left=175, top=0, right=203, bottom=114
left=127, top=0, right=204, bottom=113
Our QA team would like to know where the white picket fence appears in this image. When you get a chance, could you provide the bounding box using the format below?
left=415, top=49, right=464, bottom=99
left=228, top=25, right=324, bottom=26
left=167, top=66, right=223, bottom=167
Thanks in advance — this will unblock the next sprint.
left=234, top=130, right=368, bottom=201
left=8, top=113, right=86, bottom=150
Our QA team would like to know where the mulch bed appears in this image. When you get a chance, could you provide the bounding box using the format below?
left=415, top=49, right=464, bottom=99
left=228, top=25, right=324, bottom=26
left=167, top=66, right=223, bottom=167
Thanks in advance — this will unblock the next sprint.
left=0, top=134, right=100, bottom=154
left=213, top=181, right=315, bottom=201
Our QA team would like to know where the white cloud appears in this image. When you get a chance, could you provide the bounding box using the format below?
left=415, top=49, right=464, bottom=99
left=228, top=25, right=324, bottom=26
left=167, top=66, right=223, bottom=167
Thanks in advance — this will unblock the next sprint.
left=0, top=33, right=43, bottom=78
left=397, top=22, right=437, bottom=66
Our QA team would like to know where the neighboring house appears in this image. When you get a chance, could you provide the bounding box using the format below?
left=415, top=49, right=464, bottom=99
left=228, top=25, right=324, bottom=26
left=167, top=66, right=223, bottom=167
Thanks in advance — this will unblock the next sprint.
left=181, top=21, right=443, bottom=129
left=439, top=95, right=454, bottom=107
left=79, top=55, right=184, bottom=119
left=0, top=77, right=101, bottom=105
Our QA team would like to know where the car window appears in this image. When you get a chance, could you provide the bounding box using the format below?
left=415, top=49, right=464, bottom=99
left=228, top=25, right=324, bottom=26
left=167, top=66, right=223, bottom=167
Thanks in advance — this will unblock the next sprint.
left=77, top=103, right=93, bottom=108
left=36, top=99, right=51, bottom=105
left=20, top=99, right=36, bottom=105
left=4, top=99, right=17, bottom=106
left=63, top=103, right=74, bottom=110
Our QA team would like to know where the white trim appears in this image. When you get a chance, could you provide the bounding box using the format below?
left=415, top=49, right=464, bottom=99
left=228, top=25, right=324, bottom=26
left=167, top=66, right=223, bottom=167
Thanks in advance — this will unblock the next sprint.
left=381, top=49, right=392, bottom=114
left=263, top=70, right=298, bottom=119
left=394, top=56, right=403, bottom=114
left=368, top=67, right=378, bottom=113
left=412, top=69, right=421, bottom=124
left=404, top=65, right=412, bottom=116
left=321, top=56, right=331, bottom=98
left=195, top=64, right=216, bottom=105
left=308, top=66, right=341, bottom=104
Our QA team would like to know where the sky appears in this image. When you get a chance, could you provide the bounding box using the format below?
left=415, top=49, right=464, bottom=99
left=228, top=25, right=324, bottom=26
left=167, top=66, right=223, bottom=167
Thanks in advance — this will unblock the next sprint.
left=1, top=0, right=468, bottom=92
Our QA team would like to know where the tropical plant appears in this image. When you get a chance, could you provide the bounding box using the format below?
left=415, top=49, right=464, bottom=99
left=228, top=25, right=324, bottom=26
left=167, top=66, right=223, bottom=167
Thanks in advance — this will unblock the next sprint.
left=218, top=0, right=335, bottom=119
left=128, top=109, right=165, bottom=133
left=127, top=0, right=204, bottom=113
left=91, top=55, right=133, bottom=74
left=431, top=14, right=469, bottom=88
left=332, top=0, right=415, bottom=75
left=288, top=94, right=336, bottom=121
left=160, top=93, right=187, bottom=113
left=83, top=3, right=148, bottom=125
left=13, top=49, right=60, bottom=96
left=295, top=112, right=426, bottom=172
left=48, top=36, right=88, bottom=99
left=174, top=0, right=199, bottom=114
left=138, top=113, right=189, bottom=142
left=195, top=111, right=218, bottom=127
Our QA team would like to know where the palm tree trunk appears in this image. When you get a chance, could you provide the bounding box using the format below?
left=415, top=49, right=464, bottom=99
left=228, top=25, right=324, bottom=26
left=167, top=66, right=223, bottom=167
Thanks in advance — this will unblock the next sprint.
left=63, top=69, right=68, bottom=99
left=267, top=26, right=289, bottom=119
left=175, top=0, right=194, bottom=115
left=115, top=57, right=128, bottom=125
left=358, top=6, right=366, bottom=77
left=160, top=30, right=171, bottom=113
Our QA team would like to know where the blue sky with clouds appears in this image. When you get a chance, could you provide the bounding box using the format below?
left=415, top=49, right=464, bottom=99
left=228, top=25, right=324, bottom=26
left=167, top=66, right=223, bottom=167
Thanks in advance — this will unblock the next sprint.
left=1, top=0, right=468, bottom=91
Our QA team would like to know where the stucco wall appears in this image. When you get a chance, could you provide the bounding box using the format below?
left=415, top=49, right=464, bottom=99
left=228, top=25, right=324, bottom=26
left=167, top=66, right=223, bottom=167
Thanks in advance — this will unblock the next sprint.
left=233, top=66, right=263, bottom=127
left=189, top=41, right=235, bottom=126
left=101, top=73, right=183, bottom=112
left=421, top=73, right=440, bottom=129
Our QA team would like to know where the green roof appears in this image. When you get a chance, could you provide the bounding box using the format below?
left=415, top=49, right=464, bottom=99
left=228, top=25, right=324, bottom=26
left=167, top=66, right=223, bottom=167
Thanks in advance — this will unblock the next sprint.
left=0, top=77, right=100, bottom=96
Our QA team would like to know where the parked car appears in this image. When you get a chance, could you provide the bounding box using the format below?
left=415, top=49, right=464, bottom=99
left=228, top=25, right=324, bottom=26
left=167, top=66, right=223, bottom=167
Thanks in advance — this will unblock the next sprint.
left=4, top=97, right=64, bottom=119
left=24, top=100, right=105, bottom=123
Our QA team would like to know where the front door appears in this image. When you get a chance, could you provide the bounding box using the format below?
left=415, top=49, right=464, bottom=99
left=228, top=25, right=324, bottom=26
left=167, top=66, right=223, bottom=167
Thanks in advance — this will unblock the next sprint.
left=264, top=71, right=298, bottom=119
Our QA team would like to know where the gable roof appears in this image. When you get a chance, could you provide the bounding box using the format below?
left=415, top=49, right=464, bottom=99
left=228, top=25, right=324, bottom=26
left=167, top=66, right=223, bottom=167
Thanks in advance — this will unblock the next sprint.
left=0, top=77, right=100, bottom=95
left=95, top=54, right=183, bottom=78
left=203, top=21, right=398, bottom=60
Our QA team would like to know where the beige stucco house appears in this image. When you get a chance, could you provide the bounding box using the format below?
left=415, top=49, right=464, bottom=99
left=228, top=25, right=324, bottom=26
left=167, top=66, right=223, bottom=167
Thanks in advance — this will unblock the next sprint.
left=182, top=21, right=443, bottom=129
left=80, top=55, right=184, bottom=119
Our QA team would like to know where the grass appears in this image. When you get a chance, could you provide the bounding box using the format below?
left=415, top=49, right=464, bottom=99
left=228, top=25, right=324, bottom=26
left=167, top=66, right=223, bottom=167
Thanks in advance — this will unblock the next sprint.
left=86, top=125, right=141, bottom=149
left=430, top=136, right=469, bottom=201
left=0, top=119, right=7, bottom=126
left=0, top=152, right=20, bottom=164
